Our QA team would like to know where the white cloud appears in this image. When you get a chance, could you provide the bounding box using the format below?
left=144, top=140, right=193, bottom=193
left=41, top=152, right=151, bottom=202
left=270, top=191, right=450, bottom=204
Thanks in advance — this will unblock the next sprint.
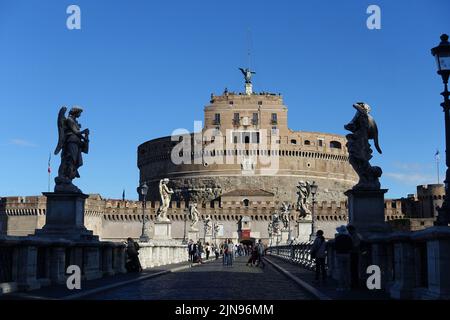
left=9, top=139, right=38, bottom=148
left=385, top=172, right=434, bottom=186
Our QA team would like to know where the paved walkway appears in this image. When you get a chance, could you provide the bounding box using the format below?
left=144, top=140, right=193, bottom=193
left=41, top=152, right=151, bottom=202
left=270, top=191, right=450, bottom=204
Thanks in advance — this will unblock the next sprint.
left=86, top=256, right=313, bottom=300
left=265, top=255, right=390, bottom=300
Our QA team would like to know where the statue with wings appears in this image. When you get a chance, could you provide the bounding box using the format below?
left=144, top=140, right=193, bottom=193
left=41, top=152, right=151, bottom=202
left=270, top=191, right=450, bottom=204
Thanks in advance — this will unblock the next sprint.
left=239, top=67, right=256, bottom=84
left=54, top=106, right=90, bottom=193
left=296, top=181, right=312, bottom=219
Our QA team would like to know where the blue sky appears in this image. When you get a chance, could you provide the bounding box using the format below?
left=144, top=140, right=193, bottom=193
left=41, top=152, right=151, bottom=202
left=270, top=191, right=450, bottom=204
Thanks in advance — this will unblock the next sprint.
left=0, top=0, right=448, bottom=200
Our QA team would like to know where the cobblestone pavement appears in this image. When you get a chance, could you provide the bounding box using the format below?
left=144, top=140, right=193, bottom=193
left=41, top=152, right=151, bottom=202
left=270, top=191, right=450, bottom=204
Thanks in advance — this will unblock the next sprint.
left=86, top=256, right=314, bottom=300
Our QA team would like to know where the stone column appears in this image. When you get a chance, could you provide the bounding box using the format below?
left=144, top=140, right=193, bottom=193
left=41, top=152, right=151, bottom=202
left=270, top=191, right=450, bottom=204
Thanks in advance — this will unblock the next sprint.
left=49, top=245, right=68, bottom=284
left=389, top=233, right=416, bottom=299
left=413, top=226, right=450, bottom=299
left=101, top=244, right=114, bottom=276
left=15, top=243, right=40, bottom=291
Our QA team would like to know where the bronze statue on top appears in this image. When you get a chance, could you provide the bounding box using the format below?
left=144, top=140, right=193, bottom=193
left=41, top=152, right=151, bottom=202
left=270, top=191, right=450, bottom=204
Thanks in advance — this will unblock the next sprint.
left=344, top=102, right=382, bottom=190
left=54, top=106, right=90, bottom=193
left=239, top=67, right=256, bottom=84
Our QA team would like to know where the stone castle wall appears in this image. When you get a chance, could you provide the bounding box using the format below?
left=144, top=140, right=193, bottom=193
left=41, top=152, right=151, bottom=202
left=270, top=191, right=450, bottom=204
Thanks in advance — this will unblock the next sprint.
left=0, top=195, right=405, bottom=241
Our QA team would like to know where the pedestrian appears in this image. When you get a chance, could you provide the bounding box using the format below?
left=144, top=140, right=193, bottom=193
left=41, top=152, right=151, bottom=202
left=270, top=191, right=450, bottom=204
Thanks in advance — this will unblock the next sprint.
left=205, top=242, right=210, bottom=260
left=334, top=225, right=353, bottom=291
left=256, top=239, right=266, bottom=268
left=188, top=240, right=195, bottom=262
left=215, top=245, right=219, bottom=260
left=197, top=240, right=204, bottom=264
left=311, top=230, right=327, bottom=283
left=125, top=237, right=142, bottom=273
left=222, top=240, right=229, bottom=266
left=227, top=239, right=234, bottom=266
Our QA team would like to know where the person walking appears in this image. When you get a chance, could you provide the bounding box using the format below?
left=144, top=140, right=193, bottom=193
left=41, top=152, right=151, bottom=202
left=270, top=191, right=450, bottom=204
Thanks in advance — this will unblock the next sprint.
left=222, top=240, right=229, bottom=266
left=311, top=230, right=327, bottom=283
left=256, top=239, right=266, bottom=268
left=125, top=237, right=142, bottom=273
left=205, top=242, right=210, bottom=260
left=227, top=239, right=234, bottom=266
left=197, top=240, right=204, bottom=264
left=334, top=225, right=353, bottom=291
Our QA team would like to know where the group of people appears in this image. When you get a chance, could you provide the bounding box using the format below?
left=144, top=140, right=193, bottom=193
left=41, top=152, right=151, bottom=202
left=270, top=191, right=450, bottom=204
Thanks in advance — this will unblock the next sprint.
left=188, top=240, right=220, bottom=264
left=245, top=239, right=266, bottom=268
left=310, top=224, right=363, bottom=290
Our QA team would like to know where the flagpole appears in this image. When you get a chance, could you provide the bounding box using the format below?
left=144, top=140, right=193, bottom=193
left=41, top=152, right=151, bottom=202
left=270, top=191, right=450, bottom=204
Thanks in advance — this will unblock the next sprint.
left=48, top=152, right=51, bottom=192
left=436, top=150, right=440, bottom=184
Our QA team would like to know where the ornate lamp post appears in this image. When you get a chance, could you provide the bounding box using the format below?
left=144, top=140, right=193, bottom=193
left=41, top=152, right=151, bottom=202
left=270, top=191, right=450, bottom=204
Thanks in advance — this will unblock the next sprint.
left=137, top=182, right=149, bottom=242
left=309, top=181, right=318, bottom=240
left=431, top=34, right=450, bottom=226
left=182, top=207, right=188, bottom=244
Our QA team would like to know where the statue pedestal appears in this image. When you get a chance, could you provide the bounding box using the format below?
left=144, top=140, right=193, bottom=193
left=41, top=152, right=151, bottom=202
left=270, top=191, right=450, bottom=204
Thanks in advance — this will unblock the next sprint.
left=280, top=230, right=290, bottom=244
left=345, top=188, right=391, bottom=236
left=153, top=220, right=172, bottom=240
left=34, top=192, right=98, bottom=241
left=297, top=220, right=312, bottom=243
left=188, top=229, right=199, bottom=242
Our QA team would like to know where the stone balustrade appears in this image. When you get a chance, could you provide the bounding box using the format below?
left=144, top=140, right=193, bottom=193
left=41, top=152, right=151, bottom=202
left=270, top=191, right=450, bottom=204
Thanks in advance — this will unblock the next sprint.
left=138, top=242, right=189, bottom=269
left=326, top=226, right=450, bottom=299
left=266, top=241, right=315, bottom=270
left=0, top=235, right=126, bottom=295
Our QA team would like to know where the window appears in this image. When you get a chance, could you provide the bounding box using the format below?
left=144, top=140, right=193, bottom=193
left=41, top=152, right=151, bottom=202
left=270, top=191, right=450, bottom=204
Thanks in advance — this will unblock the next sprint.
left=318, top=139, right=323, bottom=147
left=291, top=139, right=297, bottom=145
left=233, top=113, right=240, bottom=125
left=330, top=141, right=342, bottom=149
left=243, top=199, right=250, bottom=207
left=214, top=113, right=220, bottom=125
left=304, top=140, right=311, bottom=145
left=271, top=113, right=278, bottom=124
left=252, top=113, right=258, bottom=125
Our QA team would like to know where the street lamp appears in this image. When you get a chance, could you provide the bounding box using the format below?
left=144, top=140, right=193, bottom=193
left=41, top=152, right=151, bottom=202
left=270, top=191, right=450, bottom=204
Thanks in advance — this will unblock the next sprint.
left=309, top=181, right=318, bottom=240
left=137, top=182, right=149, bottom=242
left=182, top=207, right=188, bottom=244
left=431, top=34, right=450, bottom=226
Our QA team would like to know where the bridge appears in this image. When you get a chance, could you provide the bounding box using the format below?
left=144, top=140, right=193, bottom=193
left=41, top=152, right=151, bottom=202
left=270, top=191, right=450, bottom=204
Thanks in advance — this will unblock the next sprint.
left=0, top=246, right=388, bottom=301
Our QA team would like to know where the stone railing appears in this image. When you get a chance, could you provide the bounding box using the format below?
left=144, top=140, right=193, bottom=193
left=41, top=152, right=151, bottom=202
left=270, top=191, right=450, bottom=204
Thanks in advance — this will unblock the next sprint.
left=326, top=226, right=450, bottom=300
left=137, top=242, right=188, bottom=269
left=0, top=236, right=126, bottom=295
left=266, top=241, right=315, bottom=270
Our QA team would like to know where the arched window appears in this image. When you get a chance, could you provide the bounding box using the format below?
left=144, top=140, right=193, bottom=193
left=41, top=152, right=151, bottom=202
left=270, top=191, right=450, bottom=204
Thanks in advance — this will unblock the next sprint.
left=330, top=141, right=342, bottom=149
left=304, top=140, right=311, bottom=145
left=243, top=199, right=250, bottom=207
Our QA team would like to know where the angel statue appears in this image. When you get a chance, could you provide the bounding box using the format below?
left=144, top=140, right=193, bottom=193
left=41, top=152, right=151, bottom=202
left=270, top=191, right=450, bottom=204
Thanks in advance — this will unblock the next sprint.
left=271, top=212, right=281, bottom=235
left=188, top=202, right=200, bottom=230
left=344, top=102, right=382, bottom=190
left=267, top=221, right=273, bottom=238
left=54, top=106, right=89, bottom=193
left=296, top=181, right=312, bottom=219
left=239, top=67, right=256, bottom=84
left=157, top=178, right=174, bottom=221
left=280, top=202, right=291, bottom=230
left=204, top=214, right=212, bottom=233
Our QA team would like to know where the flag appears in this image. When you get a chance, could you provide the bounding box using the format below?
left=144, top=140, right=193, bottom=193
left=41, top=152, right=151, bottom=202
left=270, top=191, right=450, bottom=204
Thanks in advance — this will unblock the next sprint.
left=122, top=189, right=125, bottom=201
left=47, top=153, right=51, bottom=173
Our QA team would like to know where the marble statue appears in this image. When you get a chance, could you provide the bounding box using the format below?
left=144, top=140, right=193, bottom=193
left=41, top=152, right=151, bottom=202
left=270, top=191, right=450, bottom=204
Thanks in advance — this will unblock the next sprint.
left=344, top=102, right=383, bottom=190
left=296, top=181, right=312, bottom=219
left=239, top=67, right=256, bottom=84
left=204, top=214, right=212, bottom=233
left=54, top=106, right=89, bottom=193
left=188, top=202, right=200, bottom=230
left=272, top=212, right=281, bottom=235
left=267, top=222, right=273, bottom=238
left=280, top=202, right=291, bottom=230
left=157, top=178, right=174, bottom=221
